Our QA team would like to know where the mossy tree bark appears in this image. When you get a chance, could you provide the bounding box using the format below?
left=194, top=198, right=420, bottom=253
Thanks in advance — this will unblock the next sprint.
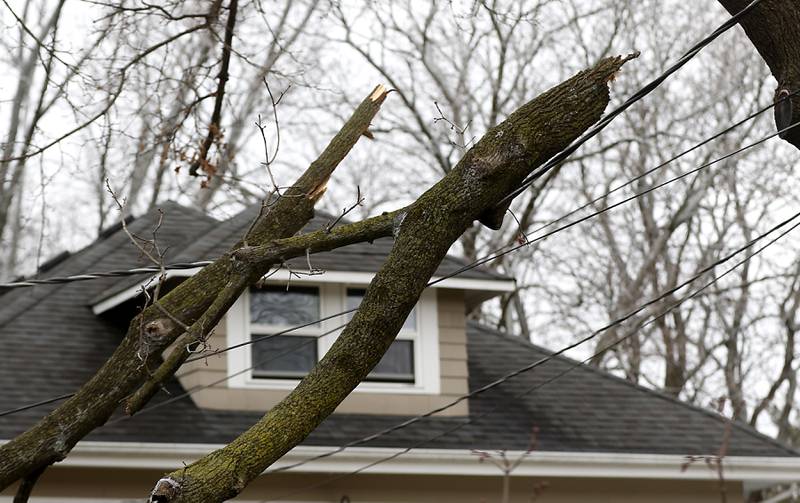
left=148, top=54, right=636, bottom=503
left=0, top=86, right=390, bottom=490
left=717, top=0, right=800, bottom=148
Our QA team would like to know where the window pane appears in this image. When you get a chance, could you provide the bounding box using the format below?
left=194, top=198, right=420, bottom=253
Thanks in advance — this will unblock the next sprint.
left=346, top=288, right=416, bottom=330
left=250, top=285, right=319, bottom=326
left=366, top=340, right=415, bottom=383
left=252, top=335, right=317, bottom=378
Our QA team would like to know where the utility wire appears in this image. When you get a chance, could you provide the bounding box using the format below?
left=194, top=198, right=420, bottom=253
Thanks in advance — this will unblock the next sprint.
left=113, top=207, right=800, bottom=487
left=264, top=208, right=800, bottom=487
left=191, top=118, right=800, bottom=362
left=3, top=115, right=795, bottom=419
left=430, top=119, right=800, bottom=289
left=0, top=262, right=212, bottom=290
left=497, top=0, right=765, bottom=206
left=0, top=393, right=76, bottom=418
left=523, top=88, right=800, bottom=239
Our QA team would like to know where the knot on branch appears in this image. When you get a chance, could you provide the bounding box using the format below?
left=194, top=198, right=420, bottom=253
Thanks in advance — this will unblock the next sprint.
left=139, top=319, right=176, bottom=357
left=52, top=436, right=70, bottom=461
left=144, top=319, right=174, bottom=341
left=149, top=477, right=181, bottom=503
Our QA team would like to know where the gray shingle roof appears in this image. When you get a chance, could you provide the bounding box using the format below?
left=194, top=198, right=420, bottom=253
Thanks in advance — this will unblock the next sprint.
left=92, top=204, right=506, bottom=304
left=0, top=203, right=795, bottom=459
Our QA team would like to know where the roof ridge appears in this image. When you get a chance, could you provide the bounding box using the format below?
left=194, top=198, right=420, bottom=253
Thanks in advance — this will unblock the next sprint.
left=467, top=321, right=800, bottom=457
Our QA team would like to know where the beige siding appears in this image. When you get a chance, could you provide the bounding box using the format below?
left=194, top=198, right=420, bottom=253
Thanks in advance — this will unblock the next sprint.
left=2, top=467, right=745, bottom=503
left=175, top=289, right=471, bottom=416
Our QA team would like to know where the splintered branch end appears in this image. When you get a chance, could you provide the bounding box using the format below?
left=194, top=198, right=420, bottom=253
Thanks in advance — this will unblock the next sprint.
left=149, top=477, right=181, bottom=503
left=369, top=84, right=389, bottom=103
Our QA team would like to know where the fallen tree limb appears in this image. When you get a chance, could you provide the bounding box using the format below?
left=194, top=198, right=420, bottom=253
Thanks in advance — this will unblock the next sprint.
left=0, top=85, right=390, bottom=490
left=148, top=54, right=636, bottom=503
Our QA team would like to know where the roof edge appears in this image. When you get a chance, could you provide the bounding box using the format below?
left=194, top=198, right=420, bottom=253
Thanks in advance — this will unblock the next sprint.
left=467, top=321, right=800, bottom=458
left=92, top=269, right=516, bottom=315
left=15, top=440, right=800, bottom=483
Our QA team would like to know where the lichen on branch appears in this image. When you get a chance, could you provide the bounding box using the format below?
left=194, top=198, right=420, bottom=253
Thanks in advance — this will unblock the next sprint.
left=151, top=55, right=634, bottom=503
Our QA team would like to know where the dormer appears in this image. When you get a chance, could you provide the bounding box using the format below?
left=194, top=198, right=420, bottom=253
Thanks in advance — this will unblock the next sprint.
left=91, top=210, right=515, bottom=417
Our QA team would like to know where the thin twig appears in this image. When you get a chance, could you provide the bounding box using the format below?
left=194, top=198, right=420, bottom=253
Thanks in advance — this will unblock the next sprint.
left=325, top=186, right=365, bottom=232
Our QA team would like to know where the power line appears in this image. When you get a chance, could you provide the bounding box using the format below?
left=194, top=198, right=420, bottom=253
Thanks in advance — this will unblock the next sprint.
left=190, top=119, right=800, bottom=361
left=434, top=118, right=800, bottom=287
left=113, top=207, right=800, bottom=484
left=263, top=209, right=800, bottom=495
left=497, top=0, right=765, bottom=206
left=0, top=393, right=76, bottom=418
left=0, top=261, right=213, bottom=290
left=524, top=88, right=800, bottom=239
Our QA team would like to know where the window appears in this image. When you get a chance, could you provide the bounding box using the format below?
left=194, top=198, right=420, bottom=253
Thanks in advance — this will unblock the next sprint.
left=225, top=281, right=440, bottom=394
left=249, top=285, right=320, bottom=378
left=346, top=288, right=415, bottom=383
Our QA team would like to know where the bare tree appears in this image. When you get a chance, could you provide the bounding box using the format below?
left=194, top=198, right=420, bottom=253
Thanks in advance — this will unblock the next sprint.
left=320, top=0, right=627, bottom=338
left=1, top=0, right=69, bottom=278
left=2, top=0, right=800, bottom=501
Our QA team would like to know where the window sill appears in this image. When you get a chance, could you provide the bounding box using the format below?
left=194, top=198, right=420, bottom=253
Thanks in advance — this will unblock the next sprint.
left=231, top=375, right=440, bottom=395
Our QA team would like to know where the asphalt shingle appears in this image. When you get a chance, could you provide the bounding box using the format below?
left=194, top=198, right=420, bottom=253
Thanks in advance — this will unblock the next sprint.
left=0, top=203, right=794, bottom=459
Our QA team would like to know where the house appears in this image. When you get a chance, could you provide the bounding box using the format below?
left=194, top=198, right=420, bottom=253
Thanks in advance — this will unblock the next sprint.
left=1, top=202, right=799, bottom=503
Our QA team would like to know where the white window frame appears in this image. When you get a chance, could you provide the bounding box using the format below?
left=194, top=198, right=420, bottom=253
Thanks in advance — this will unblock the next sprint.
left=247, top=283, right=328, bottom=380
left=226, top=282, right=440, bottom=395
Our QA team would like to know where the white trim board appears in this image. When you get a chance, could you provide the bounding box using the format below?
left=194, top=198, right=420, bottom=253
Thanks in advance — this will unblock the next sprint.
left=225, top=287, right=440, bottom=395
left=12, top=440, right=800, bottom=484
left=92, top=268, right=515, bottom=315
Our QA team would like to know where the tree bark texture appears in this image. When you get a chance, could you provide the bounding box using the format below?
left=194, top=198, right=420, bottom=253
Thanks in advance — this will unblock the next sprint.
left=148, top=54, right=636, bottom=503
left=717, top=0, right=800, bottom=148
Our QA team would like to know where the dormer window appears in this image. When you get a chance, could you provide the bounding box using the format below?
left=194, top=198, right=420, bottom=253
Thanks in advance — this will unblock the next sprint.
left=346, top=288, right=415, bottom=383
left=226, top=280, right=441, bottom=394
left=249, top=285, right=320, bottom=379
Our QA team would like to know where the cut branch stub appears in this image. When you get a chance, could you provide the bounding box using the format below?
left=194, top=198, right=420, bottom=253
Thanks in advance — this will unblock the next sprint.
left=718, top=0, right=800, bottom=149
left=149, top=478, right=181, bottom=503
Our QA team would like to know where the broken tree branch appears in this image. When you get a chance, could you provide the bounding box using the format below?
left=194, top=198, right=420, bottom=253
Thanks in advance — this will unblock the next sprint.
left=147, top=55, right=635, bottom=503
left=0, top=85, right=390, bottom=490
left=189, top=0, right=239, bottom=178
